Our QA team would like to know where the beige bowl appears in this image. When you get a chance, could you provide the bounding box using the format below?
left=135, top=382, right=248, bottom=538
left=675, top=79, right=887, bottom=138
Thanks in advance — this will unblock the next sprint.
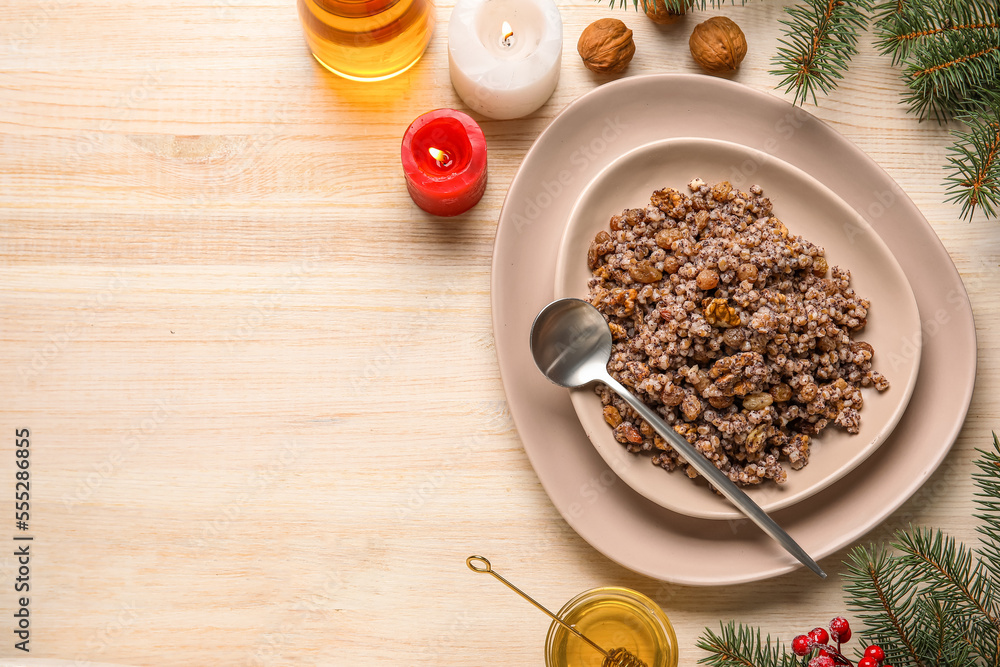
left=554, top=137, right=921, bottom=520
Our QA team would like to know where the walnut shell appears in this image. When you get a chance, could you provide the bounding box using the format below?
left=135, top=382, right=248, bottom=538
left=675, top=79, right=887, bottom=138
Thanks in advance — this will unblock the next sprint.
left=689, top=16, right=747, bottom=73
left=645, top=0, right=685, bottom=25
left=577, top=18, right=635, bottom=74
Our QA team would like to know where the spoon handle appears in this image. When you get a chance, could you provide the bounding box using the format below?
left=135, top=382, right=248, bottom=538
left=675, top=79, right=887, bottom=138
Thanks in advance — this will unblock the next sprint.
left=600, top=372, right=826, bottom=579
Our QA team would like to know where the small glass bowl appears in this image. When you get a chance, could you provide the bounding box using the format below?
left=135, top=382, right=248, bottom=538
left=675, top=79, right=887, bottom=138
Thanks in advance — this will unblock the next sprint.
left=544, top=586, right=678, bottom=667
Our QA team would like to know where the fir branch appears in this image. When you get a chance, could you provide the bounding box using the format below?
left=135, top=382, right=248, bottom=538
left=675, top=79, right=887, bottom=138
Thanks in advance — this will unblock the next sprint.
left=972, top=431, right=1000, bottom=667
left=903, top=33, right=1000, bottom=120
left=696, top=622, right=807, bottom=667
left=895, top=528, right=1000, bottom=631
left=973, top=433, right=1000, bottom=577
left=908, top=597, right=973, bottom=667
left=870, top=0, right=909, bottom=20
left=874, top=0, right=1000, bottom=65
left=770, top=0, right=874, bottom=106
left=945, top=97, right=1000, bottom=219
left=843, top=544, right=926, bottom=667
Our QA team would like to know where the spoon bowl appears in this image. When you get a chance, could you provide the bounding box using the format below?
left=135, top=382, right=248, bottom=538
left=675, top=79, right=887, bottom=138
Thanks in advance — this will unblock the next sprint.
left=529, top=298, right=612, bottom=389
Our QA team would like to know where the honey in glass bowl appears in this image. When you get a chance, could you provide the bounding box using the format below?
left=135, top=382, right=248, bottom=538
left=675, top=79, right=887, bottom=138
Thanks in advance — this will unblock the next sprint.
left=545, top=587, right=678, bottom=667
left=297, top=0, right=435, bottom=81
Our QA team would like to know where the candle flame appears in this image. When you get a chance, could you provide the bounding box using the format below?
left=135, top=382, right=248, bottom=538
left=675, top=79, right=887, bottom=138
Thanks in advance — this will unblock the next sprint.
left=501, top=21, right=514, bottom=46
left=429, top=147, right=451, bottom=166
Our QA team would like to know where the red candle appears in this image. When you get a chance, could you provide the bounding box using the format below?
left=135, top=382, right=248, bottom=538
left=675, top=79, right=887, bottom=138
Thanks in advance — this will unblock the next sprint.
left=401, top=109, right=487, bottom=217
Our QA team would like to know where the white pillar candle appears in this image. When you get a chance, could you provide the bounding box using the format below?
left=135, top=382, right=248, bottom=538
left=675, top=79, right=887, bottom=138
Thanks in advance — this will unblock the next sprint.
left=448, top=0, right=562, bottom=120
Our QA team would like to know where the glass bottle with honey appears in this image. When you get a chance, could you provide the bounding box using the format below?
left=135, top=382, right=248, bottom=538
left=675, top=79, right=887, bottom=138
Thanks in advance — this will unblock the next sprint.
left=297, top=0, right=435, bottom=81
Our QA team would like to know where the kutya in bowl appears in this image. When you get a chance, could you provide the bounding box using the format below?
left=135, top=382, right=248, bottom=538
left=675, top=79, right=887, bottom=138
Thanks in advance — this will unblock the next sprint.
left=554, top=137, right=922, bottom=520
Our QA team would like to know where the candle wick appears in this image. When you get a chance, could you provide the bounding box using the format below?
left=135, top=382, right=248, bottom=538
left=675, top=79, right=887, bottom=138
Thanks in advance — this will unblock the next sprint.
left=500, top=21, right=514, bottom=47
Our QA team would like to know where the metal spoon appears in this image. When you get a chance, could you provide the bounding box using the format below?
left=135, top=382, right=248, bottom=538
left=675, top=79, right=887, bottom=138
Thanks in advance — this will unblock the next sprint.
left=529, top=297, right=826, bottom=578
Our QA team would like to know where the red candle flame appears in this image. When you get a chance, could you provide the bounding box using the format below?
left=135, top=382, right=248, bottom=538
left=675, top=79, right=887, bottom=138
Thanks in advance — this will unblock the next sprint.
left=429, top=147, right=453, bottom=168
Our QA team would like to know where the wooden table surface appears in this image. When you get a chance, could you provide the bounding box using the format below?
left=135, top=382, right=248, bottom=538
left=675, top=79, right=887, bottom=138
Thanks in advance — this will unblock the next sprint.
left=0, top=0, right=995, bottom=664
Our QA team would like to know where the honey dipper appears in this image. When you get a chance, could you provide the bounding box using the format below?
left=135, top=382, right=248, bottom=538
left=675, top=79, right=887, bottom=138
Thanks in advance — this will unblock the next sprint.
left=466, top=556, right=647, bottom=667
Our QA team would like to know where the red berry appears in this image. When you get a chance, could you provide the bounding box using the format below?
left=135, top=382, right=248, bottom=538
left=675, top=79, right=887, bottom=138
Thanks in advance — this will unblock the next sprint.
left=829, top=617, right=851, bottom=642
left=792, top=634, right=812, bottom=656
left=865, top=645, right=886, bottom=662
left=858, top=658, right=880, bottom=667
left=808, top=657, right=835, bottom=667
left=809, top=627, right=830, bottom=645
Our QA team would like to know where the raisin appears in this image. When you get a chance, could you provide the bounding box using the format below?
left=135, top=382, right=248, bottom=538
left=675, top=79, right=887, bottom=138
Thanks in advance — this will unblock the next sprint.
left=696, top=269, right=720, bottom=290
left=603, top=405, right=623, bottom=427
left=628, top=260, right=663, bottom=284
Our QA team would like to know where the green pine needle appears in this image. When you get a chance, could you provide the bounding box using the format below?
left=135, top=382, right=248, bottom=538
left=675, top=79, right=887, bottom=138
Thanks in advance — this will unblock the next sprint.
left=696, top=622, right=807, bottom=667
left=907, top=596, right=973, bottom=667
left=874, top=0, right=1000, bottom=66
left=973, top=433, right=1000, bottom=591
left=770, top=0, right=874, bottom=106
left=843, top=543, right=926, bottom=667
left=945, top=96, right=1000, bottom=219
left=893, top=527, right=1000, bottom=661
left=902, top=31, right=1000, bottom=120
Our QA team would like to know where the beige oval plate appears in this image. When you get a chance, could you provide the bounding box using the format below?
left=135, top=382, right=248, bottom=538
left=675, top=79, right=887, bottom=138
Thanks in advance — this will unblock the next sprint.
left=554, top=137, right=921, bottom=520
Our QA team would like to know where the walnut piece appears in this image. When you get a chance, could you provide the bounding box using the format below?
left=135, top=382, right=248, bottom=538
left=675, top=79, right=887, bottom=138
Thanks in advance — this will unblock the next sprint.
left=645, top=0, right=685, bottom=25
left=689, top=16, right=747, bottom=73
left=702, top=297, right=740, bottom=328
left=578, top=18, right=635, bottom=74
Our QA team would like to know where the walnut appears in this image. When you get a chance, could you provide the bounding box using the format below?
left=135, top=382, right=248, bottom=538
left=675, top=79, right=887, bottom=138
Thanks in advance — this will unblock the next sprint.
left=745, top=425, right=767, bottom=455
left=594, top=287, right=637, bottom=317
left=702, top=297, right=740, bottom=328
left=645, top=0, right=685, bottom=25
left=689, top=16, right=747, bottom=73
left=588, top=230, right=615, bottom=269
left=578, top=18, right=635, bottom=74
left=608, top=321, right=627, bottom=340
left=708, top=352, right=765, bottom=397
